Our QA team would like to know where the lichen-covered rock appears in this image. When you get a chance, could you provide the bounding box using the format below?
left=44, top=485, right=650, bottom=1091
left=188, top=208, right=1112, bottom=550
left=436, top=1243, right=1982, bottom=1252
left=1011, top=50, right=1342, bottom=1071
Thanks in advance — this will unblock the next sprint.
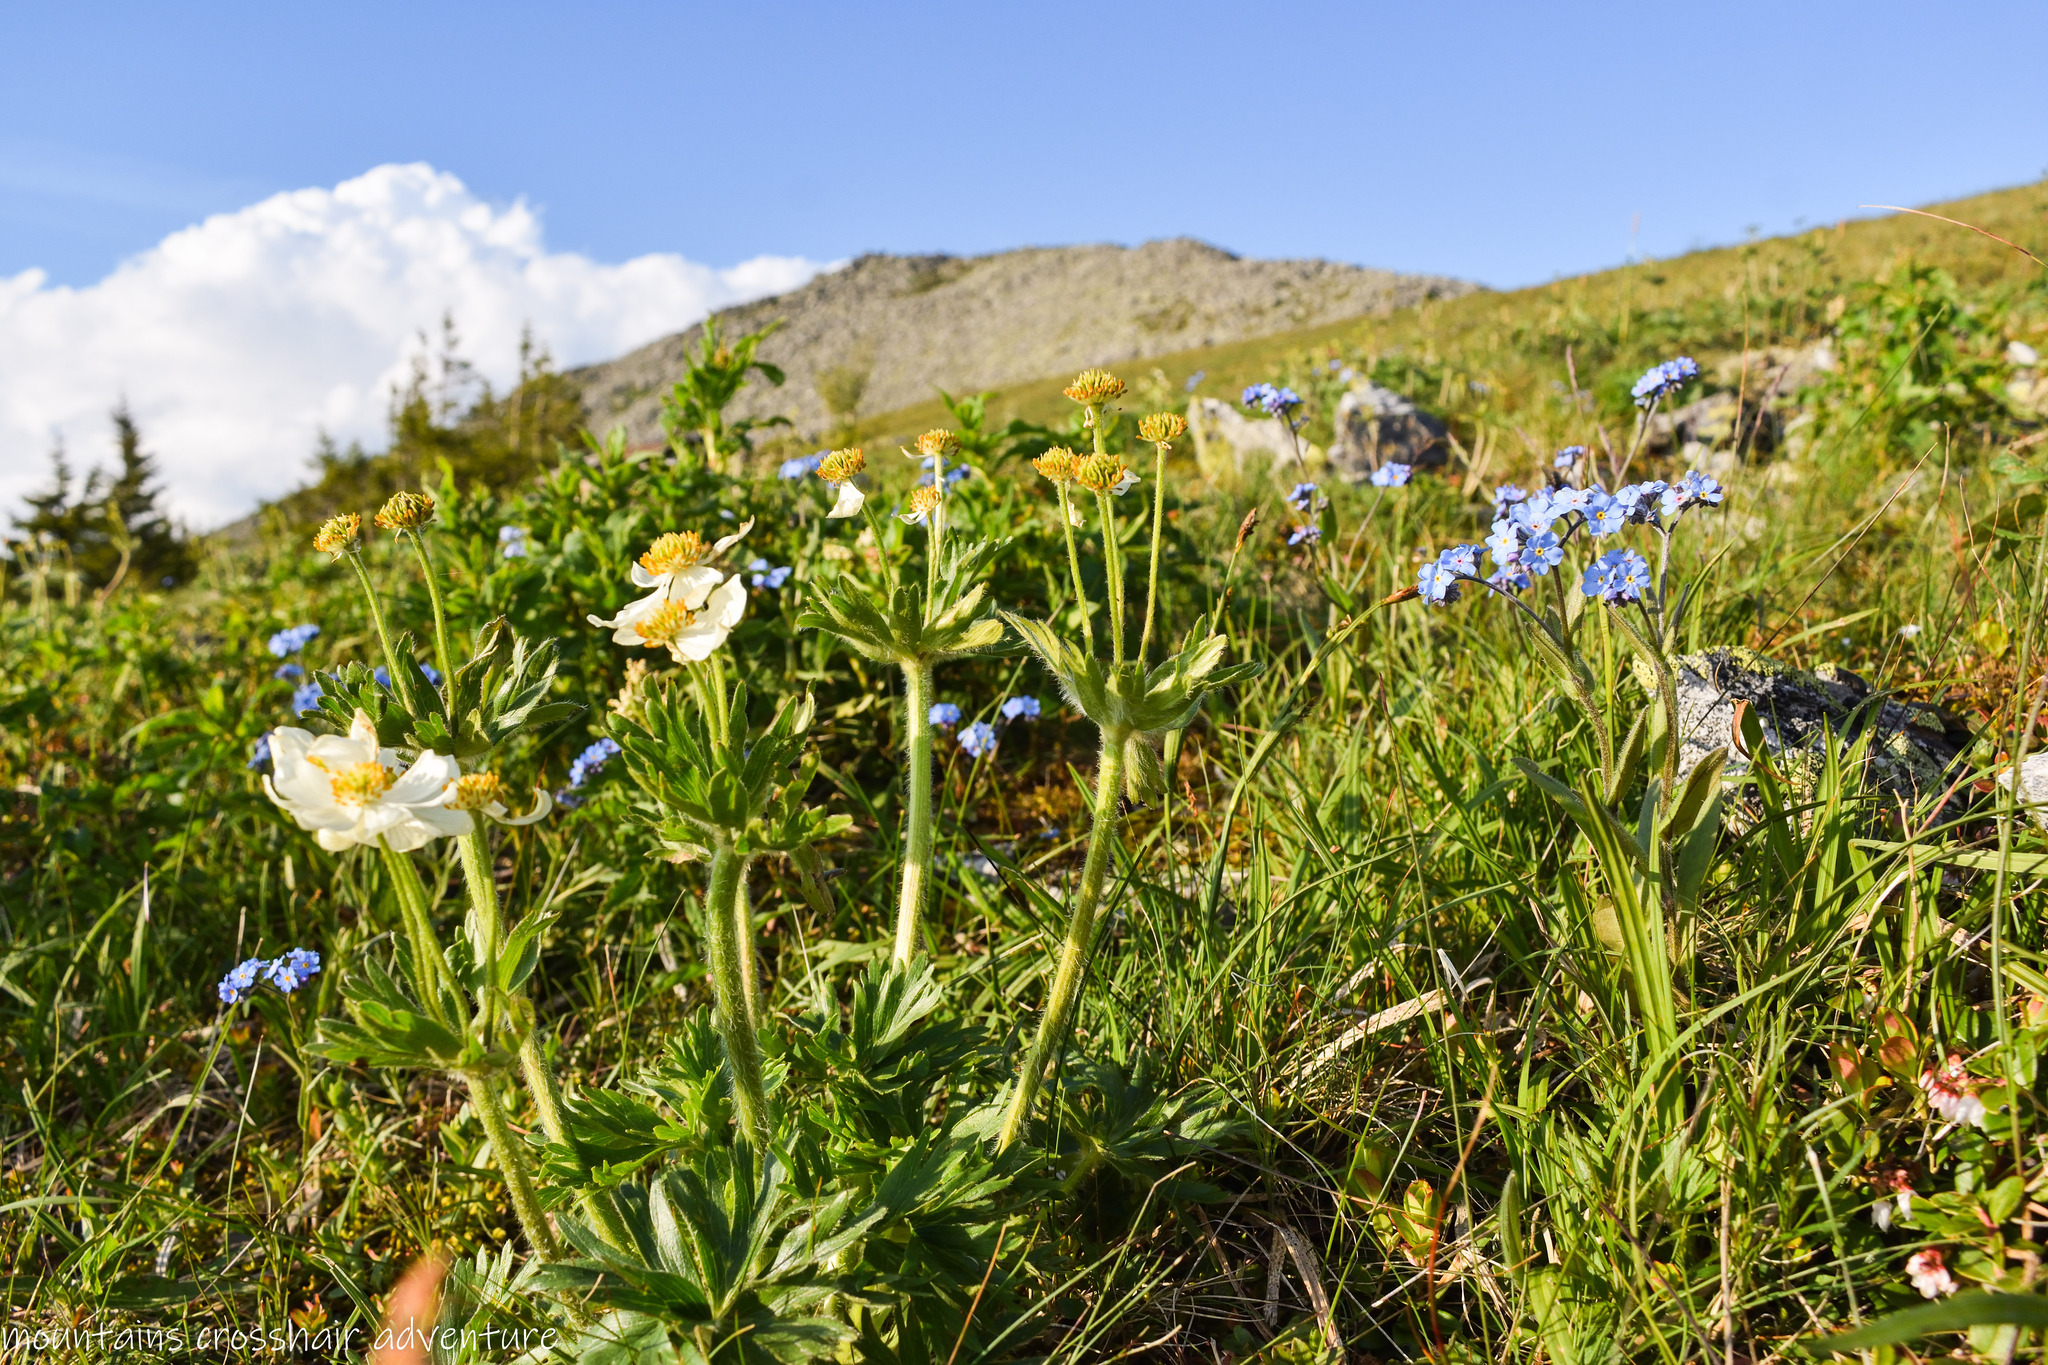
left=1674, top=647, right=1971, bottom=802
left=1326, top=383, right=1449, bottom=480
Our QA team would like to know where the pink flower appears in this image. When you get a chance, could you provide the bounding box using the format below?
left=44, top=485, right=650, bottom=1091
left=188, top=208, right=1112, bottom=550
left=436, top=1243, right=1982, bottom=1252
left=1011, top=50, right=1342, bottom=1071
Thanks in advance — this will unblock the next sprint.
left=1870, top=1166, right=1915, bottom=1231
left=1921, top=1054, right=1988, bottom=1127
left=1905, top=1248, right=1958, bottom=1299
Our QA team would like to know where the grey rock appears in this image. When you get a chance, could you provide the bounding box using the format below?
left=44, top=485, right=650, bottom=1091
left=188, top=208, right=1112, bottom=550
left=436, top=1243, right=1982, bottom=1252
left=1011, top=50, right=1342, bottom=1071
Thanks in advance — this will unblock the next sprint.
left=568, top=239, right=1473, bottom=446
left=1187, top=397, right=1313, bottom=477
left=1327, top=383, right=1450, bottom=480
left=1674, top=647, right=1971, bottom=803
left=2005, top=753, right=2048, bottom=829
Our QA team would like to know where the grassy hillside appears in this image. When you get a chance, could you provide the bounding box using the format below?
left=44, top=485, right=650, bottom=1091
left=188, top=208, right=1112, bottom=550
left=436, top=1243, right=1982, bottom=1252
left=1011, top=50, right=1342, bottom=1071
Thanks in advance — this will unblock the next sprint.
left=6, top=179, right=2048, bottom=1360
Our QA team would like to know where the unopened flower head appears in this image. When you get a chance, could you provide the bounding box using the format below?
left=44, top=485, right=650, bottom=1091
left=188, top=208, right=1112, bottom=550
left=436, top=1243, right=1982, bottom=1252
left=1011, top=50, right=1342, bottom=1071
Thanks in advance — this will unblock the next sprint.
left=268, top=623, right=320, bottom=657
left=901, top=485, right=944, bottom=524
left=312, top=513, right=361, bottom=558
left=1064, top=369, right=1126, bottom=405
left=1137, top=412, right=1187, bottom=445
left=1631, top=356, right=1700, bottom=407
left=818, top=448, right=866, bottom=484
left=374, top=490, right=437, bottom=531
left=916, top=429, right=960, bottom=459
left=1033, top=448, right=1079, bottom=484
left=1075, top=454, right=1128, bottom=492
left=1371, top=462, right=1413, bottom=488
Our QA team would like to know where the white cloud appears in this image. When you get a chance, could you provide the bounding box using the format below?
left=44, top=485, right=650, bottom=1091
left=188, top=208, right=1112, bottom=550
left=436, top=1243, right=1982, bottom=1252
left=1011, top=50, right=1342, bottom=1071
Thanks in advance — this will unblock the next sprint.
left=0, top=163, right=827, bottom=528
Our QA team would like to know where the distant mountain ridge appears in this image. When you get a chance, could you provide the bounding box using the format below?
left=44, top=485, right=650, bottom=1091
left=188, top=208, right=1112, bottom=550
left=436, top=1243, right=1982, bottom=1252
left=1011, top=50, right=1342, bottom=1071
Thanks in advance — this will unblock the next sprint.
left=568, top=238, right=1474, bottom=446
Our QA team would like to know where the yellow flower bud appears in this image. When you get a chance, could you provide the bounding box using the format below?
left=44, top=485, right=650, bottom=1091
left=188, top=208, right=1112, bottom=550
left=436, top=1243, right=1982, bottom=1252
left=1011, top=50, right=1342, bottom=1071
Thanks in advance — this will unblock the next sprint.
left=373, top=490, right=437, bottom=531
left=1138, top=412, right=1187, bottom=445
left=915, top=429, right=959, bottom=459
left=818, top=448, right=866, bottom=484
left=312, top=512, right=362, bottom=558
left=1032, top=447, right=1078, bottom=484
left=1063, top=369, right=1126, bottom=405
left=906, top=485, right=943, bottom=519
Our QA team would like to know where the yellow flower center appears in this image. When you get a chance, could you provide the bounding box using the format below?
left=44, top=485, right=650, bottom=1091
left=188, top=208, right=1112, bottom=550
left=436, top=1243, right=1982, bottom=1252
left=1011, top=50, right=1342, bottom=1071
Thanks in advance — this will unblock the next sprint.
left=817, top=448, right=866, bottom=484
left=637, top=600, right=699, bottom=647
left=1137, top=412, right=1187, bottom=445
left=916, top=429, right=959, bottom=459
left=373, top=490, right=437, bottom=531
left=639, top=531, right=706, bottom=576
left=444, top=772, right=504, bottom=811
left=907, top=485, right=943, bottom=517
left=327, top=760, right=392, bottom=807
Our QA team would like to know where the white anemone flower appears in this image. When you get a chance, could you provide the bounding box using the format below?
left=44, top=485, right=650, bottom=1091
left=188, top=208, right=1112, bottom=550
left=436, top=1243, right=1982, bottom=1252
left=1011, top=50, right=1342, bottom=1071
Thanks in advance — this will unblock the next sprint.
left=587, top=521, right=753, bottom=641
left=263, top=709, right=469, bottom=852
left=611, top=574, right=748, bottom=662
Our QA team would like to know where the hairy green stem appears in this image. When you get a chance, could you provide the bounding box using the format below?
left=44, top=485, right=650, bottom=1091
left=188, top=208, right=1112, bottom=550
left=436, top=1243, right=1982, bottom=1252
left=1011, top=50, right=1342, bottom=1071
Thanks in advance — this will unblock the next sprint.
left=1055, top=485, right=1094, bottom=652
left=1139, top=442, right=1169, bottom=662
left=704, top=843, right=772, bottom=1146
left=455, top=828, right=503, bottom=1034
left=403, top=530, right=457, bottom=698
left=998, top=733, right=1127, bottom=1150
left=737, top=861, right=765, bottom=1030
left=517, top=1032, right=633, bottom=1251
left=894, top=660, right=936, bottom=967
left=1097, top=492, right=1126, bottom=665
left=345, top=550, right=404, bottom=685
left=465, top=1068, right=560, bottom=1258
left=378, top=842, right=465, bottom=1032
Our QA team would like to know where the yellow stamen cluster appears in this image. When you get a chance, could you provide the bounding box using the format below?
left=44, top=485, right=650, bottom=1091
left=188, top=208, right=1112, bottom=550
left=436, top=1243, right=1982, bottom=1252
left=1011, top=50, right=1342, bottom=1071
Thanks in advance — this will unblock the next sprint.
left=1138, top=412, right=1187, bottom=445
left=443, top=772, right=505, bottom=811
left=327, top=760, right=392, bottom=807
left=1063, top=369, right=1126, bottom=405
left=1032, top=447, right=1078, bottom=483
left=907, top=485, right=944, bottom=519
left=312, top=512, right=361, bottom=558
left=636, top=600, right=699, bottom=648
left=639, top=531, right=706, bottom=576
left=1075, top=454, right=1126, bottom=492
left=818, top=448, right=866, bottom=484
left=915, top=429, right=959, bottom=459
left=374, top=490, right=437, bottom=531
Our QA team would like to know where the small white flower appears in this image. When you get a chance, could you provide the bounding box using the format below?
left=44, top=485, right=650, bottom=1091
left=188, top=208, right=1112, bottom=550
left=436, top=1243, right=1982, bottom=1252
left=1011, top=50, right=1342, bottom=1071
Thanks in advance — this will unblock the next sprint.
left=826, top=482, right=866, bottom=519
left=587, top=522, right=753, bottom=642
left=1905, top=1248, right=1958, bottom=1299
left=263, top=709, right=469, bottom=852
left=610, top=575, right=748, bottom=662
left=1898, top=623, right=1922, bottom=639
left=1921, top=1055, right=1987, bottom=1127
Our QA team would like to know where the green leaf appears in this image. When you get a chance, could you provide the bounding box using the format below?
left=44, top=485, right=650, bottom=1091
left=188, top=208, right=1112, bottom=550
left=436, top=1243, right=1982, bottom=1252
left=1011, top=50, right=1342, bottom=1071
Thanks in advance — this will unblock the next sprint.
left=1804, top=1291, right=2048, bottom=1350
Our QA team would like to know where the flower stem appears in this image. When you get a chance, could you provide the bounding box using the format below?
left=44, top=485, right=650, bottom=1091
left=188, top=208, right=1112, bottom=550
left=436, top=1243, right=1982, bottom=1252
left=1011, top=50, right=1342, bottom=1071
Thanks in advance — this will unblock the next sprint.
left=704, top=842, right=772, bottom=1146
left=517, top=1031, right=633, bottom=1252
left=998, top=731, right=1126, bottom=1151
left=378, top=842, right=465, bottom=1032
left=894, top=660, right=936, bottom=967
left=736, top=861, right=765, bottom=1030
left=1139, top=443, right=1169, bottom=663
left=1097, top=492, right=1126, bottom=666
left=464, top=1067, right=560, bottom=1258
left=1056, top=486, right=1094, bottom=652
left=455, top=828, right=503, bottom=1033
left=344, top=550, right=404, bottom=684
left=403, top=530, right=457, bottom=699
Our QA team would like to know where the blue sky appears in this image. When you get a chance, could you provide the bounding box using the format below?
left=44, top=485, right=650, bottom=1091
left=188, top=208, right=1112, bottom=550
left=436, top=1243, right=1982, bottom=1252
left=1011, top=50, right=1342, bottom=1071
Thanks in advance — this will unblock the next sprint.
left=4, top=1, right=2046, bottom=526
left=7, top=0, right=2046, bottom=290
